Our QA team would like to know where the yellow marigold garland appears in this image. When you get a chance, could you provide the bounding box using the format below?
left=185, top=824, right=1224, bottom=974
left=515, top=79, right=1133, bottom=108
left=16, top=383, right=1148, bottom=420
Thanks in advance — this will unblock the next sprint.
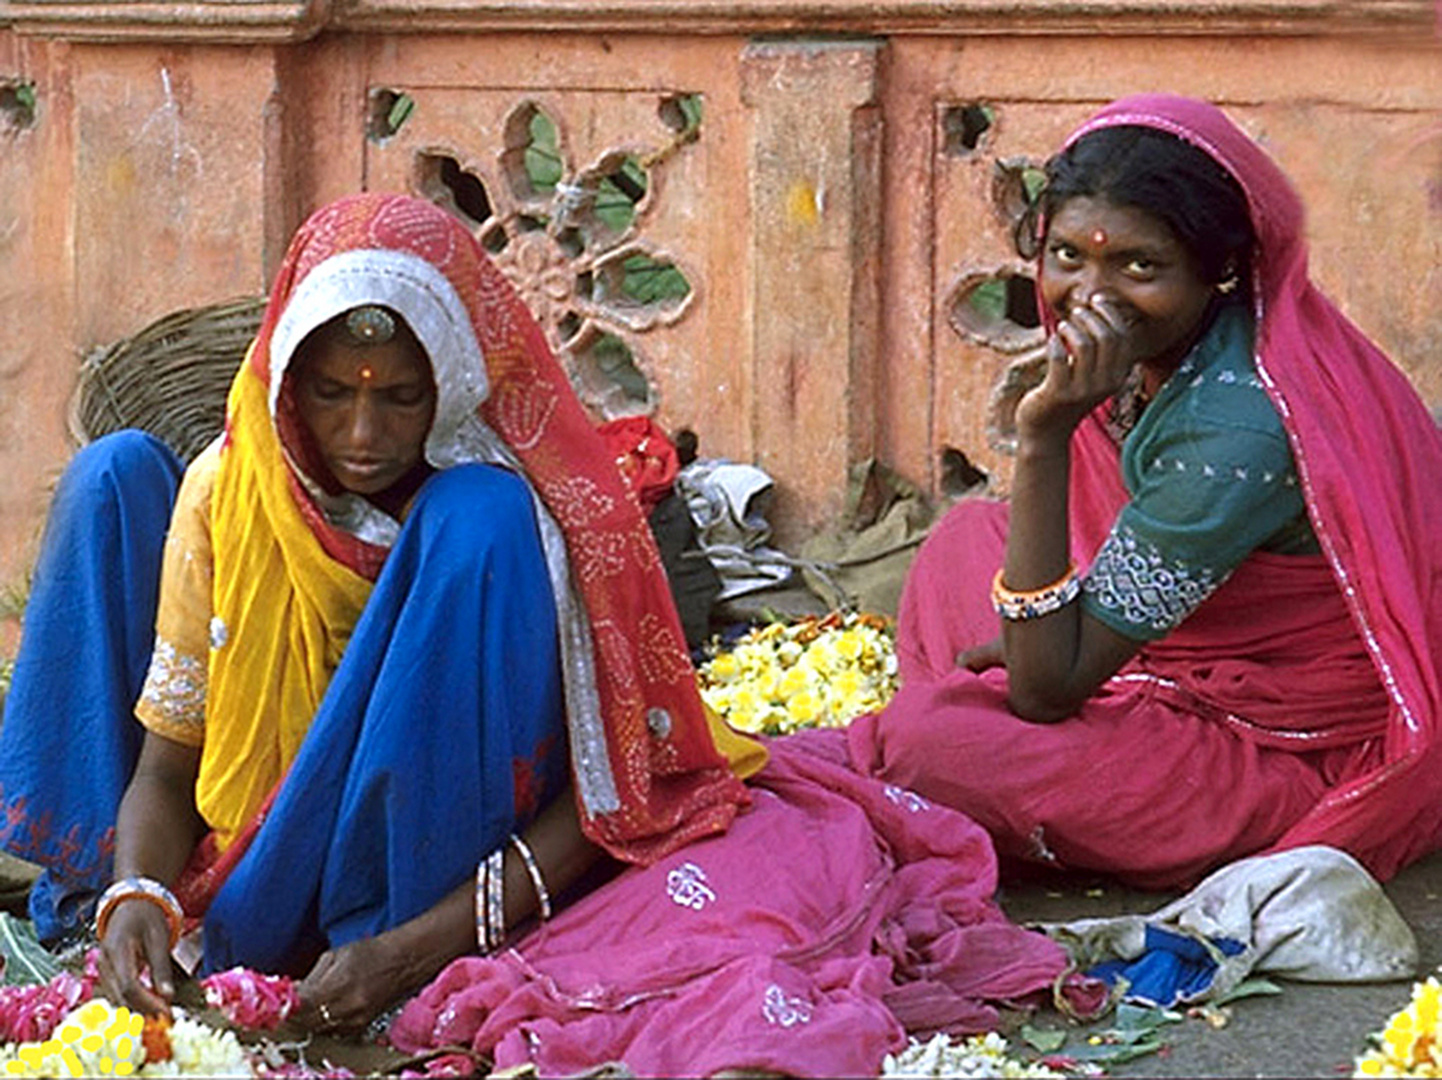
left=1357, top=977, right=1442, bottom=1077
left=697, top=612, right=898, bottom=736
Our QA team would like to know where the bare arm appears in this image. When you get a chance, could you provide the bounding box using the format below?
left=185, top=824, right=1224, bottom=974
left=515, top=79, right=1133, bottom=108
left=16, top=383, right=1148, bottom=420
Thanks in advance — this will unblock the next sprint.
left=293, top=787, right=604, bottom=1032
left=97, top=731, right=206, bottom=1014
left=1001, top=298, right=1144, bottom=722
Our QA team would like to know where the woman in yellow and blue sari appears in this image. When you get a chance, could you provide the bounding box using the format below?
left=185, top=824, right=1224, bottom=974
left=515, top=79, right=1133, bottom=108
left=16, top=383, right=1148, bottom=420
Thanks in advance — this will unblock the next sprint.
left=0, top=193, right=754, bottom=1031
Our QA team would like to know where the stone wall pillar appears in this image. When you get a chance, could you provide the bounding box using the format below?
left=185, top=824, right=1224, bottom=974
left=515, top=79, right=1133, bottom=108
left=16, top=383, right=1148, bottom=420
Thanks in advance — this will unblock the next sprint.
left=741, top=40, right=883, bottom=548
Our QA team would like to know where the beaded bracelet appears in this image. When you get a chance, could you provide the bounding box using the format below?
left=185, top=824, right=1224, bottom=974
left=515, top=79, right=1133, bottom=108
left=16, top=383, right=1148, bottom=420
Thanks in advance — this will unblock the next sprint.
left=509, top=833, right=552, bottom=921
left=991, top=564, right=1082, bottom=621
left=94, top=877, right=185, bottom=949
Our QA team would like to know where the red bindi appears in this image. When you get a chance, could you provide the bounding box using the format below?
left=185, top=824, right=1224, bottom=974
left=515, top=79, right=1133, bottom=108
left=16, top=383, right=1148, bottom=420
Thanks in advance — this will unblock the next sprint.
left=1091, top=228, right=1108, bottom=247
left=358, top=365, right=375, bottom=382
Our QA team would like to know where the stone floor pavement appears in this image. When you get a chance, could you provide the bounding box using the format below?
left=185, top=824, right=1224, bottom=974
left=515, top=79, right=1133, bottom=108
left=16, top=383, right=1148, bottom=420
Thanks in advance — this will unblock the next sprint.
left=998, top=850, right=1442, bottom=1078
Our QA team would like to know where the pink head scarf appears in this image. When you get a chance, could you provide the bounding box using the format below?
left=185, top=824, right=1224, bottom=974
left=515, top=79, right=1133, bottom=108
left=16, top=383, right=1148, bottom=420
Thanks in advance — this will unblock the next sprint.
left=1065, top=95, right=1442, bottom=879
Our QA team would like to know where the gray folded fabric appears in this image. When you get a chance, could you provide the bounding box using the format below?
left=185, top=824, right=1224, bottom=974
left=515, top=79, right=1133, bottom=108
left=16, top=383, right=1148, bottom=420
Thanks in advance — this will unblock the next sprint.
left=1040, top=845, right=1418, bottom=1004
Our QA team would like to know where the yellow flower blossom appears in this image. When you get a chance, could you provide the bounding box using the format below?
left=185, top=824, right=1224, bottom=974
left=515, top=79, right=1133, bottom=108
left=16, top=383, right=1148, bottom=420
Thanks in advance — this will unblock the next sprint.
left=786, top=690, right=823, bottom=726
left=697, top=612, right=898, bottom=736
left=706, top=652, right=741, bottom=684
left=1357, top=977, right=1442, bottom=1077
left=777, top=665, right=814, bottom=700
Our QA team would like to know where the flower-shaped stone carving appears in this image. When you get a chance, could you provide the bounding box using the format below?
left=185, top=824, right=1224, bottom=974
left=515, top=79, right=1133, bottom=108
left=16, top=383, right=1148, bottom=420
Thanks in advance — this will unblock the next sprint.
left=420, top=99, right=699, bottom=419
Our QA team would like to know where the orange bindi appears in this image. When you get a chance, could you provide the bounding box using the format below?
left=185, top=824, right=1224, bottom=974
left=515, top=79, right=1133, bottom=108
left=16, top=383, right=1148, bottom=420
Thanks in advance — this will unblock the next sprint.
left=358, top=365, right=375, bottom=382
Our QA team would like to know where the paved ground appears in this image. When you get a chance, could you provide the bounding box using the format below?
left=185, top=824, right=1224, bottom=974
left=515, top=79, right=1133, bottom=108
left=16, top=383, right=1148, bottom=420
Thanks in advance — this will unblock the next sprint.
left=997, top=850, right=1442, bottom=1078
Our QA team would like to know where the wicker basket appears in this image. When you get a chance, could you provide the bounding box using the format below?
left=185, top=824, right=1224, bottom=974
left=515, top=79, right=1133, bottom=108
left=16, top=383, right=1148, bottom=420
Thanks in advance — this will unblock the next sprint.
left=68, top=296, right=266, bottom=465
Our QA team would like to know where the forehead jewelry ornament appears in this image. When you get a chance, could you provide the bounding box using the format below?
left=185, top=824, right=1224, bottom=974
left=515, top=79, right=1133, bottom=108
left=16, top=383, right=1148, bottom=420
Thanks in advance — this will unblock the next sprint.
left=1090, top=228, right=1108, bottom=247
left=345, top=305, right=396, bottom=345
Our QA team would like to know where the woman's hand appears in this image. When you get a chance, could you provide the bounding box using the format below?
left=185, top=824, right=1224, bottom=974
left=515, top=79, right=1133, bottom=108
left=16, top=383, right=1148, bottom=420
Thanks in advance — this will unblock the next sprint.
left=96, top=900, right=176, bottom=1018
left=295, top=936, right=408, bottom=1035
left=956, top=636, right=1005, bottom=673
left=1017, top=294, right=1137, bottom=440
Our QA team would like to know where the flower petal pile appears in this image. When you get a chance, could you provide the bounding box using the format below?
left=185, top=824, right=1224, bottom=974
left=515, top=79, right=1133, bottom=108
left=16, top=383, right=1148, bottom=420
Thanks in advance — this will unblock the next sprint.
left=698, top=612, right=898, bottom=736
left=882, top=1032, right=1071, bottom=1078
left=201, top=968, right=298, bottom=1031
left=0, top=998, right=251, bottom=1077
left=1357, top=977, right=1442, bottom=1077
left=0, top=972, right=95, bottom=1046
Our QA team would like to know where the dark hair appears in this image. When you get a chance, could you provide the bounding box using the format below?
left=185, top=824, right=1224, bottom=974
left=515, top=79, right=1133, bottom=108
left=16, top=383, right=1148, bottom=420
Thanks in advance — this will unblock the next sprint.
left=1017, top=125, right=1254, bottom=287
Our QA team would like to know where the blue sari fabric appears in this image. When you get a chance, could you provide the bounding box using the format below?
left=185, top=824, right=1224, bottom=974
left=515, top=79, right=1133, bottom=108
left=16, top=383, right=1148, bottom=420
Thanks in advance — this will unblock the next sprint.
left=1, top=434, right=569, bottom=964
left=203, top=463, right=568, bottom=974
left=0, top=431, right=182, bottom=941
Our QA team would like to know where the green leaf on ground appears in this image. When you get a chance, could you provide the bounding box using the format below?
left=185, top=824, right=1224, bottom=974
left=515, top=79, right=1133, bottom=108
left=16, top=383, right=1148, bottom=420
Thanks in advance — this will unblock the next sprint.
left=1214, top=978, right=1283, bottom=1006
left=1072, top=1036, right=1167, bottom=1064
left=0, top=913, right=60, bottom=986
left=1115, top=1002, right=1184, bottom=1031
left=1020, top=1024, right=1067, bottom=1054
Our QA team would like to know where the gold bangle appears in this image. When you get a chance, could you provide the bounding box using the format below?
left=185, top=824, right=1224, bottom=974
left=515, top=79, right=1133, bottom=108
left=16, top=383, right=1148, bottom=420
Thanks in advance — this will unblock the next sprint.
left=991, top=564, right=1081, bottom=621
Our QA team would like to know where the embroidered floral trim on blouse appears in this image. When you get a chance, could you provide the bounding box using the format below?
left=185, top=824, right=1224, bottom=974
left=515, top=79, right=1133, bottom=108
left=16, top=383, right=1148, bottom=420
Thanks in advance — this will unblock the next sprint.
left=1083, top=521, right=1224, bottom=633
left=138, top=638, right=207, bottom=736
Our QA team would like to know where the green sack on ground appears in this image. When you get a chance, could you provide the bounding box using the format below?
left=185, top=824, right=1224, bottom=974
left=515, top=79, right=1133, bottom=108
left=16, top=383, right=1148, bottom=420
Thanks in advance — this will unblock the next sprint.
left=800, top=459, right=936, bottom=618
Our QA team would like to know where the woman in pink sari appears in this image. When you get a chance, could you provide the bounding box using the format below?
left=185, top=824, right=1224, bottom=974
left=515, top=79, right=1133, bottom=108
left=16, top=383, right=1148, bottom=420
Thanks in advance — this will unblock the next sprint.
left=849, top=94, right=1442, bottom=891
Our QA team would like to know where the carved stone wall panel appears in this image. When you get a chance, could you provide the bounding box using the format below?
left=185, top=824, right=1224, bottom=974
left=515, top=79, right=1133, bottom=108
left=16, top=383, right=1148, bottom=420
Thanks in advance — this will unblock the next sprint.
left=888, top=33, right=1442, bottom=498
left=929, top=99, right=1093, bottom=493
left=358, top=67, right=753, bottom=465
left=1, top=16, right=1440, bottom=595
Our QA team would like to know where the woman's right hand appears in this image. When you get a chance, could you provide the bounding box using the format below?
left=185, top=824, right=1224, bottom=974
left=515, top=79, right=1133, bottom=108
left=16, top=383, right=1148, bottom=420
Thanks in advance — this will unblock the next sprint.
left=1017, top=294, right=1136, bottom=440
left=97, top=899, right=176, bottom=1017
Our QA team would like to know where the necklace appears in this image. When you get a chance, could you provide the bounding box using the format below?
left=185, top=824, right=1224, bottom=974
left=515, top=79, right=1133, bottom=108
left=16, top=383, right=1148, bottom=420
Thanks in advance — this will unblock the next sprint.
left=1104, top=367, right=1152, bottom=444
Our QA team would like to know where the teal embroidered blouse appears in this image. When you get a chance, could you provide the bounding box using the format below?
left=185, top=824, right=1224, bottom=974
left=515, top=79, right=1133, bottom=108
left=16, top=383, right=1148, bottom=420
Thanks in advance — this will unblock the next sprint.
left=1080, top=301, right=1319, bottom=642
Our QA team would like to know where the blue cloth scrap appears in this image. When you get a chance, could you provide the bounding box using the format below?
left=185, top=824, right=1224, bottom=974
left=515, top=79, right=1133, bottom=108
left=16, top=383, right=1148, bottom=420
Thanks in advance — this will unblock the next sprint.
left=1087, top=925, right=1246, bottom=1008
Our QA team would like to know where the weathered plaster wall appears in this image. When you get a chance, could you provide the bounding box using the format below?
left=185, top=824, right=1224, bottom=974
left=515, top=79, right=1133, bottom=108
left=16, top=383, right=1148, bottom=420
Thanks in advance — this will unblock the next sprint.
left=0, top=1, right=1438, bottom=606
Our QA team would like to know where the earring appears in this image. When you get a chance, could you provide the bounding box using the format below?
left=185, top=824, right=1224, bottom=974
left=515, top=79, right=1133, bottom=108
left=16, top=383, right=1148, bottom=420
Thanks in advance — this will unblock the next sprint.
left=1217, top=274, right=1240, bottom=296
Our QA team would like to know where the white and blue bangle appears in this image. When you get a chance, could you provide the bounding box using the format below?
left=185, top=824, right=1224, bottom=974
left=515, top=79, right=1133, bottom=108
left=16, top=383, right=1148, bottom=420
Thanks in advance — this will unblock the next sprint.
left=991, top=564, right=1082, bottom=621
left=509, top=833, right=552, bottom=922
left=95, top=876, right=184, bottom=948
left=475, top=849, right=506, bottom=952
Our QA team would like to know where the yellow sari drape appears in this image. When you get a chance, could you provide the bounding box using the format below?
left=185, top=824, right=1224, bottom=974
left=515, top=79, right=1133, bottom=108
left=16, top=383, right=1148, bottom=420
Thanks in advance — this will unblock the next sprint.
left=197, top=359, right=373, bottom=848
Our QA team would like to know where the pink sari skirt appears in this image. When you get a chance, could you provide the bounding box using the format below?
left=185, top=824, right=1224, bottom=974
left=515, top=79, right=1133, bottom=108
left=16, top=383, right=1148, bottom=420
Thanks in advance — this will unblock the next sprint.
left=392, top=731, right=1098, bottom=1077
left=847, top=499, right=1380, bottom=891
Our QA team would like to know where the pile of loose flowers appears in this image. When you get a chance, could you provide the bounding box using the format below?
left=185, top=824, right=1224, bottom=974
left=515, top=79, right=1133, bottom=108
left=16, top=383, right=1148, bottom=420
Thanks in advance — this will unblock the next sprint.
left=697, top=611, right=899, bottom=735
left=0, top=959, right=351, bottom=1078
left=1356, top=976, right=1442, bottom=1077
left=882, top=1032, right=1074, bottom=1079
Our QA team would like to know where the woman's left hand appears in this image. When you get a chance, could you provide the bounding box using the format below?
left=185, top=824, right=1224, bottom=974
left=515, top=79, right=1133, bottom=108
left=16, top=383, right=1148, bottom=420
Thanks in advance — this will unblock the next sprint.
left=295, top=936, right=408, bottom=1035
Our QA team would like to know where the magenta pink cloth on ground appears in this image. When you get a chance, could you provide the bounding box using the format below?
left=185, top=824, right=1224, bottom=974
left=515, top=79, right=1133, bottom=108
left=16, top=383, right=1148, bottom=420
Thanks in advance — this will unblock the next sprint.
left=851, top=94, right=1442, bottom=889
left=392, top=732, right=1093, bottom=1077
